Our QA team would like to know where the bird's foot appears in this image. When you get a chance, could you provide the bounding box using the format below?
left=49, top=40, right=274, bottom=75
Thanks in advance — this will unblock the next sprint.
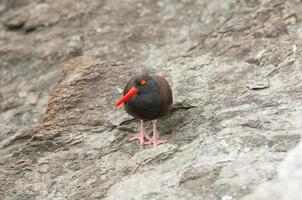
left=145, top=137, right=167, bottom=147
left=128, top=132, right=151, bottom=145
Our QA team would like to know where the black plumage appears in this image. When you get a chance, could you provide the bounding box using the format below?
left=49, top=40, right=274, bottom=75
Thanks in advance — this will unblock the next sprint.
left=115, top=74, right=173, bottom=146
left=123, top=74, right=172, bottom=120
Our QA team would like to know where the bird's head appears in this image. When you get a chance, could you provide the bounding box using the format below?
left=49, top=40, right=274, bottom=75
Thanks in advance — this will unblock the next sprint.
left=114, top=74, right=159, bottom=107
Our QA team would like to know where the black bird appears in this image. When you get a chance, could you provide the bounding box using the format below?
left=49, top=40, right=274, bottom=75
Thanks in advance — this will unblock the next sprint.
left=115, top=74, right=173, bottom=146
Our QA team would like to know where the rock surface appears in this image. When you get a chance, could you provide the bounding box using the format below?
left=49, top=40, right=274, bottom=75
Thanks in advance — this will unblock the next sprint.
left=1, top=0, right=302, bottom=199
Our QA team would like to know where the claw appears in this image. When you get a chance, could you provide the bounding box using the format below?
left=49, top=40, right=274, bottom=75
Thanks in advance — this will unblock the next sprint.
left=128, top=120, right=150, bottom=145
left=128, top=133, right=145, bottom=145
left=144, top=120, right=167, bottom=147
left=145, top=137, right=167, bottom=147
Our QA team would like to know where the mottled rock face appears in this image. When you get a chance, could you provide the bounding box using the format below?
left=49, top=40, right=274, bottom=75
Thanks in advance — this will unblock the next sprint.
left=1, top=0, right=302, bottom=200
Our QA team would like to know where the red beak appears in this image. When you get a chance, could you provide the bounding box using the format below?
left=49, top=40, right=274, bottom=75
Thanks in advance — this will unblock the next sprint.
left=115, top=87, right=138, bottom=107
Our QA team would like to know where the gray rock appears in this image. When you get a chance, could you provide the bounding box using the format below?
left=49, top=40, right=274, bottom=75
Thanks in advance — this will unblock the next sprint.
left=1, top=0, right=302, bottom=200
left=244, top=141, right=302, bottom=200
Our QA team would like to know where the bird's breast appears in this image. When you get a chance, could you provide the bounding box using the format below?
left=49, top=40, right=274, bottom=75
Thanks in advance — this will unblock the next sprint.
left=124, top=93, right=164, bottom=120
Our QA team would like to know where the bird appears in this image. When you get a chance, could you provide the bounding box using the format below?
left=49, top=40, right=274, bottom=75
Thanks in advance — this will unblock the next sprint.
left=115, top=74, right=173, bottom=146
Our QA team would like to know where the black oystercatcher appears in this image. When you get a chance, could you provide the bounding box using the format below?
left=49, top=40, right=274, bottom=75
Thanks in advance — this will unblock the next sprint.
left=115, top=74, right=173, bottom=146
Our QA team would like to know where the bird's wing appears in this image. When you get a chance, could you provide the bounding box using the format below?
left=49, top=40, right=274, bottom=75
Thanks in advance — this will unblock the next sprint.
left=152, top=75, right=173, bottom=108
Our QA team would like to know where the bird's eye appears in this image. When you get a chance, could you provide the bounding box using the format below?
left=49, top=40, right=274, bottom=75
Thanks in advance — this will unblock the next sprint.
left=140, top=80, right=146, bottom=85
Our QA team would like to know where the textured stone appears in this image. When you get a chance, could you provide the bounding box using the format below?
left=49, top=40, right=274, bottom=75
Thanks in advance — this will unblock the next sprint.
left=1, top=0, right=302, bottom=200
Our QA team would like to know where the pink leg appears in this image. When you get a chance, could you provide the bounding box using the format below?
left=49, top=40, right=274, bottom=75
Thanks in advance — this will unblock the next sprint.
left=145, top=120, right=167, bottom=147
left=128, top=120, right=151, bottom=145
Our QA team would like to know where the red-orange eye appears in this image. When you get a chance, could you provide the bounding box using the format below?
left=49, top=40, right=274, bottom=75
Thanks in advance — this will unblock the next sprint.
left=140, top=80, right=146, bottom=85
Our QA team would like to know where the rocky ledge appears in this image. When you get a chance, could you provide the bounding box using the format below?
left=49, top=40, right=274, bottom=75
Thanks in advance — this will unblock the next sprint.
left=1, top=0, right=302, bottom=199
